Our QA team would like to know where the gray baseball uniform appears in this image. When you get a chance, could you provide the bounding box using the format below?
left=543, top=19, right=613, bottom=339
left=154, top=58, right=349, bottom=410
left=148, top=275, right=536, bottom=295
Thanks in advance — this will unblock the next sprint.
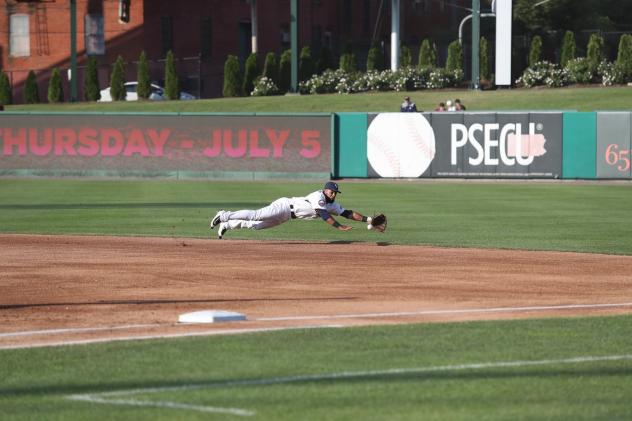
left=216, top=189, right=345, bottom=232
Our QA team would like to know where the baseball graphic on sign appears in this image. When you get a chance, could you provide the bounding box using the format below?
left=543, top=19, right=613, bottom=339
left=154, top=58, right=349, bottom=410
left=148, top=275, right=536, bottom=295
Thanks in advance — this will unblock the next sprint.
left=368, top=113, right=436, bottom=177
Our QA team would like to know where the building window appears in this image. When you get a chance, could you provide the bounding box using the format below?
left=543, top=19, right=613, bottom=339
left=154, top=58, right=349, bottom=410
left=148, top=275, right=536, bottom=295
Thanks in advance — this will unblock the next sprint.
left=161, top=16, right=173, bottom=56
left=10, top=14, right=30, bottom=57
left=85, top=15, right=105, bottom=55
left=323, top=30, right=332, bottom=49
left=280, top=24, right=290, bottom=46
left=200, top=18, right=212, bottom=59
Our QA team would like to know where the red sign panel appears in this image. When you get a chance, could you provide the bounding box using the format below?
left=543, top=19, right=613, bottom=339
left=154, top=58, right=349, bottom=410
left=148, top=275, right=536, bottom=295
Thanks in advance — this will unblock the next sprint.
left=0, top=115, right=331, bottom=174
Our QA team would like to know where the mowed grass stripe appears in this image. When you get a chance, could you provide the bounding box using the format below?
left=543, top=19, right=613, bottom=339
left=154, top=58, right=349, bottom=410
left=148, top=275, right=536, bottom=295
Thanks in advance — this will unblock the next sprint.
left=1, top=315, right=632, bottom=420
left=1, top=179, right=632, bottom=254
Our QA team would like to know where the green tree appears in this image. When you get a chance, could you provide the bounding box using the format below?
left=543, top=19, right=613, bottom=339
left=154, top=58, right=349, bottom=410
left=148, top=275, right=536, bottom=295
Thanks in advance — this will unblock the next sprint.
left=24, top=70, right=39, bottom=104
left=400, top=44, right=412, bottom=68
left=222, top=55, right=242, bottom=97
left=299, top=46, right=314, bottom=81
left=137, top=51, right=151, bottom=100
left=316, top=45, right=333, bottom=74
left=616, top=34, right=632, bottom=81
left=164, top=50, right=179, bottom=100
left=480, top=36, right=490, bottom=81
left=84, top=56, right=101, bottom=101
left=110, top=55, right=126, bottom=101
left=278, top=49, right=292, bottom=93
left=514, top=0, right=632, bottom=33
left=366, top=41, right=384, bottom=71
left=262, top=52, right=279, bottom=85
left=417, top=39, right=437, bottom=68
left=0, top=71, right=12, bottom=105
left=339, top=43, right=357, bottom=73
left=47, top=67, right=64, bottom=103
left=446, top=41, right=463, bottom=72
left=560, top=30, right=576, bottom=68
left=242, top=53, right=260, bottom=95
left=586, top=33, right=605, bottom=74
left=529, top=35, right=543, bottom=67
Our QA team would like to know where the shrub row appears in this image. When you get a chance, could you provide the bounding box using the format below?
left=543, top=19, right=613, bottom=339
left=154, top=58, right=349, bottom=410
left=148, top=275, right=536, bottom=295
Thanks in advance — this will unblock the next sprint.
left=517, top=58, right=629, bottom=88
left=228, top=38, right=469, bottom=97
left=0, top=50, right=181, bottom=105
left=521, top=32, right=632, bottom=87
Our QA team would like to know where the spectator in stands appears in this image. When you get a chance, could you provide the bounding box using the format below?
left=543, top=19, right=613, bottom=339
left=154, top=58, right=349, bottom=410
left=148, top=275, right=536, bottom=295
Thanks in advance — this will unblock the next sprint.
left=446, top=100, right=456, bottom=111
left=454, top=98, right=466, bottom=111
left=400, top=96, right=418, bottom=112
left=434, top=102, right=446, bottom=111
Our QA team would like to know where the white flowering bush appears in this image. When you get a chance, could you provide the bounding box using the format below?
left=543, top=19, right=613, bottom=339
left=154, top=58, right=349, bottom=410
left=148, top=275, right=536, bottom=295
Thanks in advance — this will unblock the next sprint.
left=516, top=61, right=567, bottom=88
left=299, top=69, right=352, bottom=94
left=335, top=76, right=355, bottom=94
left=598, top=61, right=625, bottom=86
left=389, top=67, right=429, bottom=91
left=565, top=57, right=594, bottom=84
left=352, top=70, right=393, bottom=92
left=448, top=68, right=465, bottom=87
left=389, top=68, right=416, bottom=91
left=295, top=64, right=457, bottom=95
left=250, top=76, right=280, bottom=96
left=427, top=69, right=450, bottom=89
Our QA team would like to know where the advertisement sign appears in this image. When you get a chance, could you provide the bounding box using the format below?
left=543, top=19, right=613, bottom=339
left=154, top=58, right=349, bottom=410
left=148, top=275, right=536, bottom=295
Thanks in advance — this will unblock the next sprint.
left=596, top=112, right=632, bottom=179
left=367, top=113, right=435, bottom=178
left=367, top=112, right=563, bottom=179
left=0, top=114, right=331, bottom=175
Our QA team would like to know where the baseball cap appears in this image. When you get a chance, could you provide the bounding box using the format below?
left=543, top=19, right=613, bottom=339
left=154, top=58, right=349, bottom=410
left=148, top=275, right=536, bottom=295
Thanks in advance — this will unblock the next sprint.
left=324, top=181, right=341, bottom=193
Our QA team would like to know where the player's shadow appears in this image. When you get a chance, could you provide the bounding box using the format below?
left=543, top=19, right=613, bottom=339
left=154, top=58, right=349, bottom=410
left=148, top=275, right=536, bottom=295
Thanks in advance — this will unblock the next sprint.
left=328, top=240, right=391, bottom=246
left=0, top=296, right=355, bottom=311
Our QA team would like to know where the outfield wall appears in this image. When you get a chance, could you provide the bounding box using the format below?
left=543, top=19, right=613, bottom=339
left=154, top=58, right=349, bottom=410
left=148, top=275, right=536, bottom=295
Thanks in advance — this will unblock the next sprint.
left=0, top=113, right=332, bottom=179
left=1, top=111, right=630, bottom=180
left=336, top=111, right=632, bottom=181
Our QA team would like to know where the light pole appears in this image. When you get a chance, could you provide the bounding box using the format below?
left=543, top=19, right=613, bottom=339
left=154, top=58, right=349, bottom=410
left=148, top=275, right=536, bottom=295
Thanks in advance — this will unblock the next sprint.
left=70, top=0, right=77, bottom=102
left=391, top=0, right=400, bottom=71
left=290, top=0, right=298, bottom=93
left=455, top=1, right=496, bottom=90
left=471, top=0, right=480, bottom=90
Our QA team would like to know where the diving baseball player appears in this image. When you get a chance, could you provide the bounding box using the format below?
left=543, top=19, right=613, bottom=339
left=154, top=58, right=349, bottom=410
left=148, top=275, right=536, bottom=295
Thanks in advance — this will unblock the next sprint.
left=209, top=181, right=375, bottom=239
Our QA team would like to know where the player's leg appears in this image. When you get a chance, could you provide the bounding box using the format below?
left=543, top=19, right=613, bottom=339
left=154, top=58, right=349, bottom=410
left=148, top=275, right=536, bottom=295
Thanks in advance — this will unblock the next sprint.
left=217, top=216, right=287, bottom=239
left=215, top=198, right=290, bottom=224
left=216, top=199, right=291, bottom=239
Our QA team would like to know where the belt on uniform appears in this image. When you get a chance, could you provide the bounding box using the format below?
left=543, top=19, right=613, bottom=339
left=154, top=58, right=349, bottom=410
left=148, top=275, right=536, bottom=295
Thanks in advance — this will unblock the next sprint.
left=289, top=204, right=297, bottom=219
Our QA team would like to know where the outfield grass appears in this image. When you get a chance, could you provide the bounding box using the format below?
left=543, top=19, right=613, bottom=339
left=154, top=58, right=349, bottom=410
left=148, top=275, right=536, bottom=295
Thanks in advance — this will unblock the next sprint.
left=2, top=178, right=632, bottom=419
left=4, top=85, right=632, bottom=113
left=1, top=179, right=632, bottom=254
left=1, top=315, right=631, bottom=420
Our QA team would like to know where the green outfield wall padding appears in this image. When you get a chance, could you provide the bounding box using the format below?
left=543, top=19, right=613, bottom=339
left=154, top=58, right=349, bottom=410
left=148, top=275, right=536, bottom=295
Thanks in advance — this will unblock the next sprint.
left=334, top=113, right=367, bottom=178
left=563, top=112, right=597, bottom=179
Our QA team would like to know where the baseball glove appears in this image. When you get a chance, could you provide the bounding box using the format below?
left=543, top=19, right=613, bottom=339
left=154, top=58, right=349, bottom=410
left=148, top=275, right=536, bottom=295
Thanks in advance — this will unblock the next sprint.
left=370, top=213, right=387, bottom=233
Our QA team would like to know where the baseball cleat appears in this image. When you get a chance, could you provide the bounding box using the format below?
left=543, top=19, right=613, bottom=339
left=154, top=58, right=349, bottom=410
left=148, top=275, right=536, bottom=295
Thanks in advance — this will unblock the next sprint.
left=210, top=210, right=223, bottom=229
left=217, top=222, right=228, bottom=239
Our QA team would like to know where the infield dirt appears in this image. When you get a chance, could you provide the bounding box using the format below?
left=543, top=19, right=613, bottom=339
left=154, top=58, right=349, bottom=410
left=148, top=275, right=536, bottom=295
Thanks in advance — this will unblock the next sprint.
left=2, top=234, right=632, bottom=349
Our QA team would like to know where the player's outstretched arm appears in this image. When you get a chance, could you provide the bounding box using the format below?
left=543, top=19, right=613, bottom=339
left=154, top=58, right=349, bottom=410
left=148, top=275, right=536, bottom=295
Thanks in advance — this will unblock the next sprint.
left=318, top=209, right=352, bottom=231
left=341, top=210, right=372, bottom=224
left=326, top=216, right=352, bottom=231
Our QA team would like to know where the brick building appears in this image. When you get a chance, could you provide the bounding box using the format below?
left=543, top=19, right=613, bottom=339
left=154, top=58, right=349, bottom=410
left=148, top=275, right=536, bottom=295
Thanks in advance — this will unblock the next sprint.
left=1, top=0, right=468, bottom=103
